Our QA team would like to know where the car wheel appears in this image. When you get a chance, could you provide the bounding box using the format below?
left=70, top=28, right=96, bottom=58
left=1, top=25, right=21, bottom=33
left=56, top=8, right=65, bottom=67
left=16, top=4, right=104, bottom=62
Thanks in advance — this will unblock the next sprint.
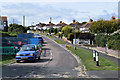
left=16, top=60, right=20, bottom=63
left=34, top=56, right=37, bottom=62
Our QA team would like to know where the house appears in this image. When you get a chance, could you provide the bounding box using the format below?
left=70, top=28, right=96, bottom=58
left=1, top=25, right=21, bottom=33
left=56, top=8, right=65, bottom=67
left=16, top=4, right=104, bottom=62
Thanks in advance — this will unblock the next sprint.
left=79, top=22, right=92, bottom=33
left=56, top=21, right=67, bottom=28
left=0, top=16, right=8, bottom=32
left=36, top=22, right=46, bottom=30
left=78, top=19, right=93, bottom=33
left=69, top=20, right=82, bottom=29
left=28, top=25, right=35, bottom=30
left=43, top=22, right=55, bottom=30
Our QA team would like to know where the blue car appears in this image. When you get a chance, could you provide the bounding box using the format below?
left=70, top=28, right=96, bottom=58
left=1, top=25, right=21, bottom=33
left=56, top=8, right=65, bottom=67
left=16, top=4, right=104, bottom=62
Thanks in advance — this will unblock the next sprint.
left=16, top=44, right=41, bottom=63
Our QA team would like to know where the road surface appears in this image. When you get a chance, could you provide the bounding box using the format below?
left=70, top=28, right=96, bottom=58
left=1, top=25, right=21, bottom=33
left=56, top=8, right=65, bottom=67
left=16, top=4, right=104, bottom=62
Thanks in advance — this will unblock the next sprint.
left=2, top=36, right=84, bottom=79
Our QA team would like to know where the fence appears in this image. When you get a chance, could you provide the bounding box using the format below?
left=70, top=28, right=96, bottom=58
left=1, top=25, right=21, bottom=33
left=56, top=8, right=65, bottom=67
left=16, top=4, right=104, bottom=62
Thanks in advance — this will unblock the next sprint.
left=0, top=47, right=18, bottom=55
left=1, top=37, right=28, bottom=47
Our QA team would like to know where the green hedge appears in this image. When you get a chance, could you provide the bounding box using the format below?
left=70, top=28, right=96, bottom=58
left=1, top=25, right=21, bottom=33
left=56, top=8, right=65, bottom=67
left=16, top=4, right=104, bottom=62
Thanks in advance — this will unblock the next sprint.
left=95, top=34, right=106, bottom=47
left=95, top=33, right=120, bottom=50
left=107, top=33, right=120, bottom=50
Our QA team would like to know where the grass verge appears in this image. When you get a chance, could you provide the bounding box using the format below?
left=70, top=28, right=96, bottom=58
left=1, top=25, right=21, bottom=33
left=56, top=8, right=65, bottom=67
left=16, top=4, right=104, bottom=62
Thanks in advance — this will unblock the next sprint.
left=47, top=35, right=55, bottom=38
left=0, top=56, right=16, bottom=66
left=54, top=39, right=67, bottom=44
left=68, top=46, right=118, bottom=71
left=39, top=32, right=45, bottom=35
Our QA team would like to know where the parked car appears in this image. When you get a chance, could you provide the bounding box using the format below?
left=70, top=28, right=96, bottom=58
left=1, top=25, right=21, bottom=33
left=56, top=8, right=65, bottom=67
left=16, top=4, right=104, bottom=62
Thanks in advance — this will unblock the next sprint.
left=34, top=34, right=44, bottom=43
left=16, top=44, right=41, bottom=63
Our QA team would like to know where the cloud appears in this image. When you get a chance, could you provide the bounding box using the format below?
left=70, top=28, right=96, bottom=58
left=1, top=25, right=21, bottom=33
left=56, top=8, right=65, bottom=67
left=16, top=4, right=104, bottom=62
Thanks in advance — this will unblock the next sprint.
left=1, top=0, right=119, bottom=2
left=92, top=10, right=118, bottom=21
left=0, top=2, right=118, bottom=26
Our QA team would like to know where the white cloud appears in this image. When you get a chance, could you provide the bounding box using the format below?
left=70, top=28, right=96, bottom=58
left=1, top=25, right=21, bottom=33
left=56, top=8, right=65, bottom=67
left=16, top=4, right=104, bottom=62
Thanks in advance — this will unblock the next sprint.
left=0, top=2, right=118, bottom=26
left=1, top=0, right=119, bottom=2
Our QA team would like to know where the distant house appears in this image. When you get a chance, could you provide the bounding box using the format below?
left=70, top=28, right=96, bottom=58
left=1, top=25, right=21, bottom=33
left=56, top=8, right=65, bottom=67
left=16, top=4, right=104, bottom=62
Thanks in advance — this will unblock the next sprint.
left=69, top=20, right=82, bottom=29
left=28, top=25, right=35, bottom=30
left=0, top=16, right=8, bottom=32
left=79, top=22, right=92, bottom=33
left=43, top=22, right=56, bottom=30
left=56, top=21, right=67, bottom=28
left=36, top=22, right=46, bottom=30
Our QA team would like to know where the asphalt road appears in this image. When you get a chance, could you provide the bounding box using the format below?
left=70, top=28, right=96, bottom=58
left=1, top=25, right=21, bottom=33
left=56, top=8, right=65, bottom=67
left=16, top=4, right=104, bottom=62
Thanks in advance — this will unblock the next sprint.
left=2, top=36, right=84, bottom=79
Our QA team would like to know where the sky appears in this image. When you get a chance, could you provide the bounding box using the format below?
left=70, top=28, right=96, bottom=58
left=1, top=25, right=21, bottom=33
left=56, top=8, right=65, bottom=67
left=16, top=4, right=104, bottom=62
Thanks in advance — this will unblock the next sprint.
left=0, top=0, right=119, bottom=26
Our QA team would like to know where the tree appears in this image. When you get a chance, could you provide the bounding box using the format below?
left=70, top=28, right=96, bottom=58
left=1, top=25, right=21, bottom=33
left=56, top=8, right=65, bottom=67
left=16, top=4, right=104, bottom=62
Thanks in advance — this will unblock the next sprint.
left=61, top=26, right=73, bottom=37
left=89, top=20, right=119, bottom=34
left=8, top=23, right=27, bottom=33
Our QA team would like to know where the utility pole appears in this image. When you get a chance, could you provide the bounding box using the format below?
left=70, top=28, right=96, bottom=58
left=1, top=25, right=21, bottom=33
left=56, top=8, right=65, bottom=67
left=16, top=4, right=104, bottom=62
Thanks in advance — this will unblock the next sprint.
left=50, top=17, right=52, bottom=35
left=74, top=20, right=77, bottom=50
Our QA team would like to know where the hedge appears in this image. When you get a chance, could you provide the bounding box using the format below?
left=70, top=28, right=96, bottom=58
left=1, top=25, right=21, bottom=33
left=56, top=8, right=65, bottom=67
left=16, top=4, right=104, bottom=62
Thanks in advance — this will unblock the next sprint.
left=95, top=34, right=106, bottom=47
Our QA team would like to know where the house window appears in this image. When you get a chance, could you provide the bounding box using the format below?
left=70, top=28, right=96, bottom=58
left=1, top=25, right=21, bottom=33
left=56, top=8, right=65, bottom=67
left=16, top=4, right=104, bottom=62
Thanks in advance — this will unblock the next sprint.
left=3, top=21, right=6, bottom=27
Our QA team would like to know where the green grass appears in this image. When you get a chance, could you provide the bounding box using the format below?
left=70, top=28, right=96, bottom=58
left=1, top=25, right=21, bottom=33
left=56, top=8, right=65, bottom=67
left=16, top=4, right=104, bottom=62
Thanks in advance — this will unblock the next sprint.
left=0, top=31, right=17, bottom=37
left=47, top=35, right=55, bottom=38
left=54, top=39, right=67, bottom=44
left=9, top=33, right=17, bottom=37
left=39, top=32, right=45, bottom=35
left=68, top=46, right=118, bottom=71
left=0, top=56, right=16, bottom=65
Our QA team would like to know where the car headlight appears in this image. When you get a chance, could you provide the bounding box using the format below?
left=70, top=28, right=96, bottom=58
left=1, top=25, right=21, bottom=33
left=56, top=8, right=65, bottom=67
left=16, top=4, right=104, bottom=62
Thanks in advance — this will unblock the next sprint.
left=30, top=53, right=34, bottom=56
left=16, top=53, right=19, bottom=56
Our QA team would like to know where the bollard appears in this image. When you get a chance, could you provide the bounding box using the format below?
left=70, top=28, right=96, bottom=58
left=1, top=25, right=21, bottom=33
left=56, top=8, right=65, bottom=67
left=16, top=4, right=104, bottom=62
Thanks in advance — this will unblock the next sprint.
left=93, top=50, right=96, bottom=61
left=96, top=51, right=99, bottom=66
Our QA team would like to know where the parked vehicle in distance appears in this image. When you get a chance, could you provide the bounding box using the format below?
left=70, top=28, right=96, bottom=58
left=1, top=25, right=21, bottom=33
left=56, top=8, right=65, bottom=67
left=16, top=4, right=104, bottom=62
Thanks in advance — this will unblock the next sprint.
left=34, top=34, right=44, bottom=43
left=16, top=44, right=41, bottom=63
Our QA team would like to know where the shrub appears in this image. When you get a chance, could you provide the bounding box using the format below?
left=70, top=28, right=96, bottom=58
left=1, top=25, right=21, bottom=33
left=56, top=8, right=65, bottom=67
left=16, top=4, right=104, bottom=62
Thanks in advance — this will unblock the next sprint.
left=67, top=33, right=74, bottom=40
left=61, top=26, right=73, bottom=37
left=112, top=40, right=120, bottom=50
left=107, top=40, right=114, bottom=49
left=95, top=34, right=106, bottom=47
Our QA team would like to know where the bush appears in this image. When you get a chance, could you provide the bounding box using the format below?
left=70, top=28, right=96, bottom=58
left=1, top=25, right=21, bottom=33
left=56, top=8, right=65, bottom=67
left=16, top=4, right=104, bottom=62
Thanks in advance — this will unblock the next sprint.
left=67, top=33, right=74, bottom=40
left=107, top=40, right=120, bottom=50
left=8, top=24, right=27, bottom=33
left=95, top=34, right=106, bottom=47
left=107, top=33, right=120, bottom=50
left=61, top=26, right=73, bottom=37
left=54, top=28, right=58, bottom=34
left=107, top=40, right=114, bottom=49
left=113, top=40, right=120, bottom=50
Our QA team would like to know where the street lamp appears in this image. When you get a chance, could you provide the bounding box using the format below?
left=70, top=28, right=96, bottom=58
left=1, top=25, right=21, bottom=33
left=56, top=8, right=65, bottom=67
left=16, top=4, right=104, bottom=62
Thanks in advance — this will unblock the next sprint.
left=74, top=20, right=77, bottom=50
left=50, top=17, right=52, bottom=35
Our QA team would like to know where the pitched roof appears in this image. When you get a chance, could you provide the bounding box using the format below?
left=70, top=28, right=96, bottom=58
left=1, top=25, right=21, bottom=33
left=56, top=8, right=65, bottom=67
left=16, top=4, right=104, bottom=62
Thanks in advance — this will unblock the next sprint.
left=80, top=22, right=93, bottom=28
left=69, top=22, right=82, bottom=27
left=56, top=22, right=67, bottom=26
left=46, top=23, right=55, bottom=26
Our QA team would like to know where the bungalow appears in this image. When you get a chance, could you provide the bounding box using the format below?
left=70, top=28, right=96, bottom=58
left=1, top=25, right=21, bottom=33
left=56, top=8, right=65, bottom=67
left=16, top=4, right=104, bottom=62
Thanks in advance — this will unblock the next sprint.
left=79, top=22, right=92, bottom=33
left=36, top=22, right=46, bottom=30
left=56, top=21, right=67, bottom=28
left=28, top=25, right=35, bottom=30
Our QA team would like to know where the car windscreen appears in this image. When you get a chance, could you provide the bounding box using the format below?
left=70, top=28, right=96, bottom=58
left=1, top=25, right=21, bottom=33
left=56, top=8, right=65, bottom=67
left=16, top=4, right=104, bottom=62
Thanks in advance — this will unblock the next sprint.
left=20, top=45, right=35, bottom=51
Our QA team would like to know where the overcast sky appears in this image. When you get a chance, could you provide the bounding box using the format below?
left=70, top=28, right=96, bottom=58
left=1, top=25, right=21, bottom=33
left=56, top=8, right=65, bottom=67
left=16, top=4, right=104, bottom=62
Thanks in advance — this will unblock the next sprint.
left=0, top=0, right=119, bottom=26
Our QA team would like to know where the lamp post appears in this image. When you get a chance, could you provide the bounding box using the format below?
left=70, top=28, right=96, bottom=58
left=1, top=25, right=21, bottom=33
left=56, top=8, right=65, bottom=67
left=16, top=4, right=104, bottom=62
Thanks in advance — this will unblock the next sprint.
left=50, top=17, right=52, bottom=35
left=74, top=21, right=77, bottom=50
left=105, top=28, right=108, bottom=54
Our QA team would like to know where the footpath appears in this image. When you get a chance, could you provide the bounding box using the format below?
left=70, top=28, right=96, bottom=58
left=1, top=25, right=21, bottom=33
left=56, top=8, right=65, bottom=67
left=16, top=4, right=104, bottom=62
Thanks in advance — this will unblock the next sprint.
left=45, top=34, right=119, bottom=79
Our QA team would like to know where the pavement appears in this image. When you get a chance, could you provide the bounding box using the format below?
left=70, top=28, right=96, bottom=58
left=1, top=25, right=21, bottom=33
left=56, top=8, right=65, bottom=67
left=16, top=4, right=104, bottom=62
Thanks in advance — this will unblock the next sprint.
left=50, top=35, right=120, bottom=79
